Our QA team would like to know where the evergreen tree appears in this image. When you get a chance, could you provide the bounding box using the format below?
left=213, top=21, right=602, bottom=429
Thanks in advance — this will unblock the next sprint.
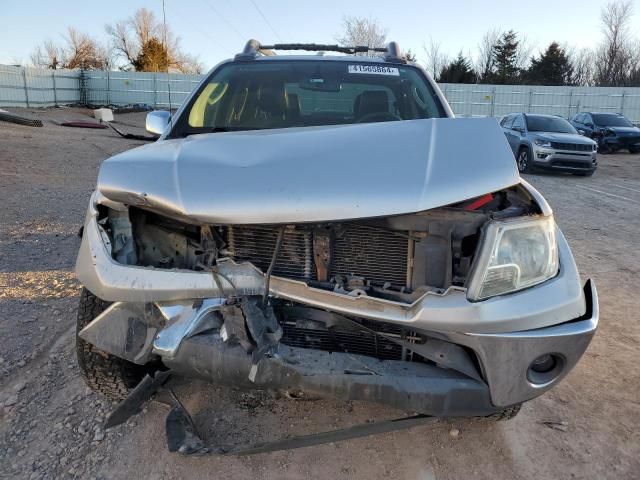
left=132, top=37, right=169, bottom=72
left=527, top=42, right=574, bottom=85
left=438, top=52, right=477, bottom=83
left=490, top=30, right=521, bottom=84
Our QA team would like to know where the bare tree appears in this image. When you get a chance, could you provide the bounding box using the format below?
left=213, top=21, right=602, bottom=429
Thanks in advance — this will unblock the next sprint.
left=594, top=0, right=635, bottom=86
left=422, top=37, right=449, bottom=79
left=31, top=28, right=108, bottom=70
left=31, top=40, right=63, bottom=69
left=336, top=16, right=387, bottom=55
left=513, top=34, right=533, bottom=71
left=567, top=47, right=595, bottom=86
left=106, top=8, right=203, bottom=73
left=474, top=28, right=501, bottom=82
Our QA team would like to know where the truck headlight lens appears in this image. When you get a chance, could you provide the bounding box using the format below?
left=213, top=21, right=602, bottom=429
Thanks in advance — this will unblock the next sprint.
left=534, top=138, right=552, bottom=147
left=467, top=216, right=558, bottom=301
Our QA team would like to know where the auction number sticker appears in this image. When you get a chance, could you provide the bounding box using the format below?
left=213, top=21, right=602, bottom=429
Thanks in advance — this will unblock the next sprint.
left=348, top=65, right=399, bottom=76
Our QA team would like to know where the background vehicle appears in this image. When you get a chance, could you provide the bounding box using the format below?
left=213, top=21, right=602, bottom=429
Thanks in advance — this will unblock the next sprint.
left=570, top=112, right=640, bottom=154
left=500, top=113, right=597, bottom=176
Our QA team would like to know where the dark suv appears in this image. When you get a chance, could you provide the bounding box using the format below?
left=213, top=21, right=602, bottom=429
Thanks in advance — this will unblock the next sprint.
left=570, top=112, right=640, bottom=154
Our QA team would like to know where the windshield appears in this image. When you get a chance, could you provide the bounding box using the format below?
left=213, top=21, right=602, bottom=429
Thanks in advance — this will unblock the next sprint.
left=172, top=60, right=446, bottom=137
left=526, top=115, right=577, bottom=134
left=592, top=113, right=633, bottom=127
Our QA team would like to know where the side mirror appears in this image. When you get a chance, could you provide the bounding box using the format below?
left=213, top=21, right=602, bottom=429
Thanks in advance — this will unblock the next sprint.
left=585, top=123, right=594, bottom=128
left=578, top=129, right=586, bottom=136
left=146, top=110, right=171, bottom=135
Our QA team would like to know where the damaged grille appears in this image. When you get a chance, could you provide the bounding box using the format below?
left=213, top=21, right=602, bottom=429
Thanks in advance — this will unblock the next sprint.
left=224, top=223, right=410, bottom=286
left=279, top=318, right=425, bottom=362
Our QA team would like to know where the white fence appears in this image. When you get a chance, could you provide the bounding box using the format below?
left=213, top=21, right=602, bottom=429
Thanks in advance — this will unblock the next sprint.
left=2, top=64, right=640, bottom=122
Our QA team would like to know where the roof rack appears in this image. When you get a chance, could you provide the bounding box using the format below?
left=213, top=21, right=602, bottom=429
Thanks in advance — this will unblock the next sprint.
left=234, top=39, right=407, bottom=64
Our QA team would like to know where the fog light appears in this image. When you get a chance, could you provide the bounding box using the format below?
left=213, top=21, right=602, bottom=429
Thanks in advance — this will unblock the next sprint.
left=531, top=354, right=555, bottom=373
left=537, top=152, right=549, bottom=159
left=527, top=353, right=564, bottom=385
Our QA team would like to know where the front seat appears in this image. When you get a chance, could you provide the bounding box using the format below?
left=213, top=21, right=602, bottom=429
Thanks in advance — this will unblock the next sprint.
left=257, top=83, right=288, bottom=128
left=354, top=90, right=389, bottom=121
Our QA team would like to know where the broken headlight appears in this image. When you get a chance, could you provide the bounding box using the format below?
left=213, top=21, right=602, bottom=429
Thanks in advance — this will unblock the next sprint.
left=467, top=215, right=558, bottom=301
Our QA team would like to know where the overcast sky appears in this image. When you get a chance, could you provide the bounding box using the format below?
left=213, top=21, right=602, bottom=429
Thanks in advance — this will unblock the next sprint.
left=2, top=0, right=639, bottom=69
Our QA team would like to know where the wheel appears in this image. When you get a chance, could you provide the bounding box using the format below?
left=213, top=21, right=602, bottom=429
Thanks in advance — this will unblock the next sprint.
left=76, top=288, right=147, bottom=401
left=516, top=147, right=531, bottom=173
left=597, top=139, right=612, bottom=154
left=484, top=403, right=522, bottom=421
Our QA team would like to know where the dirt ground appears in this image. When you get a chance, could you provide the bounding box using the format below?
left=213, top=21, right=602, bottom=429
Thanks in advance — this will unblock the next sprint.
left=0, top=107, right=639, bottom=480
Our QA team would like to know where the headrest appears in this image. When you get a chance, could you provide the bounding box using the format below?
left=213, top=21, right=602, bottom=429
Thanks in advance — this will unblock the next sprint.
left=258, top=84, right=287, bottom=117
left=354, top=90, right=389, bottom=118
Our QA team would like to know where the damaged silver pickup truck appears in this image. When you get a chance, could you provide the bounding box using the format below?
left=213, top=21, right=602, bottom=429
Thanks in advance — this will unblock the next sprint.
left=75, top=41, right=598, bottom=453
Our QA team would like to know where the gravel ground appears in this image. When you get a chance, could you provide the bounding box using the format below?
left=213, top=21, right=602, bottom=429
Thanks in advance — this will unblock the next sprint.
left=0, top=107, right=639, bottom=480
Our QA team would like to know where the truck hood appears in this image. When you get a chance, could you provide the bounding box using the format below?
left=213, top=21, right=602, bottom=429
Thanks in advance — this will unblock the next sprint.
left=98, top=118, right=520, bottom=224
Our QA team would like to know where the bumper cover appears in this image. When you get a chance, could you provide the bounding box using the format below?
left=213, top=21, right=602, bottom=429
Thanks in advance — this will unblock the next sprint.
left=531, top=147, right=597, bottom=172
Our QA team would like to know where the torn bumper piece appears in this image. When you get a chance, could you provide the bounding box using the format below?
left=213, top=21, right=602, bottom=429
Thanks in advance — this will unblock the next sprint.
left=163, top=334, right=497, bottom=417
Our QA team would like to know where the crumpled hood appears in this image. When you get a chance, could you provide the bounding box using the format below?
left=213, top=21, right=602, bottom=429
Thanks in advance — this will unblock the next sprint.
left=98, top=118, right=519, bottom=224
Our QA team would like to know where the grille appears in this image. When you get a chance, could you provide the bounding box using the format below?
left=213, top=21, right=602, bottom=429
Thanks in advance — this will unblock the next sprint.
left=550, top=142, right=593, bottom=152
left=224, top=223, right=410, bottom=286
left=280, top=320, right=404, bottom=360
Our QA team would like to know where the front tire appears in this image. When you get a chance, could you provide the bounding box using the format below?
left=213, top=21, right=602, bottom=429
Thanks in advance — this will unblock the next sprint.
left=76, top=288, right=147, bottom=401
left=484, top=403, right=522, bottom=421
left=517, top=147, right=531, bottom=173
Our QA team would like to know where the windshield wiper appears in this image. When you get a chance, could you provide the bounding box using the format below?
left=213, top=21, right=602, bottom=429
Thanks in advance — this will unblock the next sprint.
left=177, top=126, right=266, bottom=138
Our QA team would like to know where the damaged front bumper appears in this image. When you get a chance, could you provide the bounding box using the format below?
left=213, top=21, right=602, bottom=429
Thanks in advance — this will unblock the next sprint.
left=77, top=210, right=598, bottom=414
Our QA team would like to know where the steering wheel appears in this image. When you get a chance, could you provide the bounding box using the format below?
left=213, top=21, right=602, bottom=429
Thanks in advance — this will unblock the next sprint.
left=356, top=112, right=402, bottom=123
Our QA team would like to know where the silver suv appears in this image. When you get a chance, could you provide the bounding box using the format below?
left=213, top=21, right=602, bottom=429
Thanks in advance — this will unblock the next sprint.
left=74, top=41, right=598, bottom=454
left=501, top=113, right=597, bottom=176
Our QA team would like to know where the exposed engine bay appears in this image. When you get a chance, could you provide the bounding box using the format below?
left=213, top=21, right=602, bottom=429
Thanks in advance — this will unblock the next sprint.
left=101, top=185, right=539, bottom=305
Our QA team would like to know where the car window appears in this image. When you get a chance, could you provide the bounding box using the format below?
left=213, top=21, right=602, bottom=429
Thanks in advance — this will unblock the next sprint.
left=592, top=113, right=633, bottom=127
left=174, top=60, right=446, bottom=136
left=512, top=115, right=524, bottom=130
left=583, top=114, right=593, bottom=125
left=526, top=116, right=577, bottom=134
left=501, top=115, right=514, bottom=128
left=574, top=114, right=584, bottom=124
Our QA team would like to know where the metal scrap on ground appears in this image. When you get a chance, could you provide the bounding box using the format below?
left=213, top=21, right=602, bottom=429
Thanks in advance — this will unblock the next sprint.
left=0, top=110, right=43, bottom=127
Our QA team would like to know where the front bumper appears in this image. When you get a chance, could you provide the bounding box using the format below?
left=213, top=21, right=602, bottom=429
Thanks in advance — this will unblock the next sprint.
left=600, top=135, right=640, bottom=150
left=77, top=208, right=598, bottom=413
left=531, top=146, right=597, bottom=172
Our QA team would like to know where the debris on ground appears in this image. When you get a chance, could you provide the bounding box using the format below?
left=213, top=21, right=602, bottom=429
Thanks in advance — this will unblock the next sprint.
left=93, top=108, right=114, bottom=123
left=0, top=110, right=43, bottom=127
left=60, top=121, right=108, bottom=129
left=540, top=420, right=569, bottom=432
left=108, top=123, right=157, bottom=141
left=449, top=427, right=460, bottom=438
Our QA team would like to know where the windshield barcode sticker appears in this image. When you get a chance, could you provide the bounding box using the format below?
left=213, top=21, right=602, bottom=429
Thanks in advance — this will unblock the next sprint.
left=348, top=65, right=399, bottom=76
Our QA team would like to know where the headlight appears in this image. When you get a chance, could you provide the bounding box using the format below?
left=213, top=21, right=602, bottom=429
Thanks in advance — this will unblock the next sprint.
left=534, top=139, right=551, bottom=147
left=467, top=216, right=558, bottom=301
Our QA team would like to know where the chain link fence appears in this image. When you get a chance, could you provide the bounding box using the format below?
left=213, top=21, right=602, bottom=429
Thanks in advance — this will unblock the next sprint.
left=1, top=64, right=640, bottom=123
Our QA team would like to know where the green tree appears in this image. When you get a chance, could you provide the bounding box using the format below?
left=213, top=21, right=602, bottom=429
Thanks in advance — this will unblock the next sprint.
left=527, top=42, right=574, bottom=85
left=438, top=52, right=477, bottom=83
left=490, top=30, right=521, bottom=84
left=132, top=37, right=168, bottom=72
